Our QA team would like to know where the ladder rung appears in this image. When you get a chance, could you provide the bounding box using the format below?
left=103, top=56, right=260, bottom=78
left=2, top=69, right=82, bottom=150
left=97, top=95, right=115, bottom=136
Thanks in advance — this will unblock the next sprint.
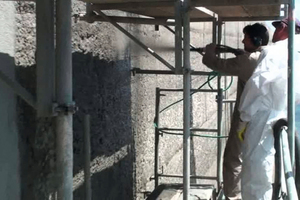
left=159, top=88, right=218, bottom=92
left=158, top=174, right=218, bottom=180
left=159, top=128, right=218, bottom=132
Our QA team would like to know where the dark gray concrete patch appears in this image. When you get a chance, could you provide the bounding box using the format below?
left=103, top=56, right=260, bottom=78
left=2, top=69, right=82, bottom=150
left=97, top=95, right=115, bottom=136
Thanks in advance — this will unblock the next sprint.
left=72, top=52, right=133, bottom=200
left=16, top=52, right=133, bottom=200
left=16, top=63, right=57, bottom=200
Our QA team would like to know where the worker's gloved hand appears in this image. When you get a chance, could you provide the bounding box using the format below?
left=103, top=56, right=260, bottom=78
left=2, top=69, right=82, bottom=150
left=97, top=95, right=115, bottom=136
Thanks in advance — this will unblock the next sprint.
left=237, top=120, right=248, bottom=142
left=205, top=43, right=217, bottom=55
left=202, top=43, right=217, bottom=66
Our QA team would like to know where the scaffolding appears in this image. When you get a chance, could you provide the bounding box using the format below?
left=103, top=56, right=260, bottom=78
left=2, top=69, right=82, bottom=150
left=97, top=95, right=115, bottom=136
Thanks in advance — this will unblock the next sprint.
left=0, top=0, right=297, bottom=199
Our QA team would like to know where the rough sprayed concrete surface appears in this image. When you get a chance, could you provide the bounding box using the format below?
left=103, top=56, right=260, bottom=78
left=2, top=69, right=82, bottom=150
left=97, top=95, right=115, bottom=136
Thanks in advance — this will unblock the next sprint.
left=14, top=1, right=250, bottom=199
left=15, top=1, right=134, bottom=199
left=131, top=21, right=250, bottom=199
left=0, top=2, right=20, bottom=200
left=14, top=2, right=57, bottom=200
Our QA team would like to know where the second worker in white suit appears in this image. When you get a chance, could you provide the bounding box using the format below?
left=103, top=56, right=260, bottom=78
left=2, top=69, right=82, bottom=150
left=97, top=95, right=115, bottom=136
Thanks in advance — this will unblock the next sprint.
left=238, top=18, right=300, bottom=200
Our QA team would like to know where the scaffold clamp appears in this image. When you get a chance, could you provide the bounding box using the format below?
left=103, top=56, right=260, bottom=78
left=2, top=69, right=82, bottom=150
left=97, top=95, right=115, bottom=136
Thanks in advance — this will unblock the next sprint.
left=52, top=102, right=78, bottom=115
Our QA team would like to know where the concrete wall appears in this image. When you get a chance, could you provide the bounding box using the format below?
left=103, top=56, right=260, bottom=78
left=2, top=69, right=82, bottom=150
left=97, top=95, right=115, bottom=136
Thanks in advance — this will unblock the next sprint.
left=13, top=1, right=252, bottom=200
left=15, top=2, right=135, bottom=199
left=0, top=2, right=20, bottom=200
left=129, top=21, right=249, bottom=199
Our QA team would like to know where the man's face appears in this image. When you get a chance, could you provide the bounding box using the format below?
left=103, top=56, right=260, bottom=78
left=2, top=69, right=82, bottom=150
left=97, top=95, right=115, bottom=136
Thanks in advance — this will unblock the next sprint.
left=242, top=34, right=257, bottom=52
left=272, top=23, right=288, bottom=43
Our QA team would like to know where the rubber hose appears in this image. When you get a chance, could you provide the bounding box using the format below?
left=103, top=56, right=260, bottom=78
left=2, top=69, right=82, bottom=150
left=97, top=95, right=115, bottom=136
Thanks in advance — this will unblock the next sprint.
left=272, top=119, right=300, bottom=199
left=272, top=119, right=286, bottom=200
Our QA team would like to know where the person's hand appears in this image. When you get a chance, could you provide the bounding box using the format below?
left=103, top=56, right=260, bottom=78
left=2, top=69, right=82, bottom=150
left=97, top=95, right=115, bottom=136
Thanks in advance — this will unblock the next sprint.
left=237, top=120, right=248, bottom=142
left=205, top=43, right=217, bottom=55
left=202, top=43, right=217, bottom=66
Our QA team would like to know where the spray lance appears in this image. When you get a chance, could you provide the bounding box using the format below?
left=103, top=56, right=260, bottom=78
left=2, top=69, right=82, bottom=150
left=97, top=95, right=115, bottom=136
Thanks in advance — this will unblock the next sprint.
left=190, top=44, right=244, bottom=56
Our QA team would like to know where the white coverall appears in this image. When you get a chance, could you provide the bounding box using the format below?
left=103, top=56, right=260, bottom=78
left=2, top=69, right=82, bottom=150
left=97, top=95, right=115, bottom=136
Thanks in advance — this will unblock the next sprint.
left=238, top=36, right=300, bottom=200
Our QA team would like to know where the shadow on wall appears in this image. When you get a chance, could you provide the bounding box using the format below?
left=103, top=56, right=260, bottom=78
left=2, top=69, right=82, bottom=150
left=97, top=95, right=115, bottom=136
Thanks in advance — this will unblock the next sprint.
left=0, top=53, right=21, bottom=200
left=16, top=52, right=133, bottom=200
left=72, top=52, right=133, bottom=200
left=74, top=154, right=133, bottom=200
left=16, top=61, right=40, bottom=200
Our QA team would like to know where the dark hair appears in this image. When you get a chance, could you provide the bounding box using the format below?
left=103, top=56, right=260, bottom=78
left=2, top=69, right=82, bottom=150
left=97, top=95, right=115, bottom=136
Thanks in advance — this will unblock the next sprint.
left=243, top=23, right=269, bottom=47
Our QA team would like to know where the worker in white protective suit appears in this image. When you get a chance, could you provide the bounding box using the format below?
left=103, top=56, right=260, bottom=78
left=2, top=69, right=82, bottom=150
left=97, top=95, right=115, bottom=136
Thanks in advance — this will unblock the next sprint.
left=238, top=17, right=300, bottom=200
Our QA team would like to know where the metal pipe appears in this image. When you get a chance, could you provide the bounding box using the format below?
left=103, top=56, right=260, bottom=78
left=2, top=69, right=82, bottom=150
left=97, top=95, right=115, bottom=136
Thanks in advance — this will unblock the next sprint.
left=188, top=17, right=215, bottom=22
left=288, top=0, right=296, bottom=167
left=217, top=188, right=225, bottom=200
left=182, top=0, right=191, bottom=199
left=222, top=99, right=236, bottom=103
left=284, top=4, right=289, bottom=18
left=281, top=129, right=299, bottom=199
left=91, top=1, right=174, bottom=10
left=159, top=88, right=218, bottom=92
left=84, top=15, right=284, bottom=24
left=7, top=0, right=289, bottom=8
left=154, top=88, right=160, bottom=188
left=159, top=128, right=218, bottom=132
left=221, top=16, right=284, bottom=22
left=191, top=0, right=289, bottom=6
left=84, top=115, right=91, bottom=200
left=163, top=25, right=204, bottom=56
left=90, top=0, right=289, bottom=10
left=159, top=131, right=228, bottom=138
left=223, top=100, right=235, bottom=119
left=56, top=0, right=73, bottom=199
left=82, top=15, right=176, bottom=26
left=97, top=11, right=175, bottom=71
left=158, top=174, right=218, bottom=180
left=230, top=102, right=233, bottom=120
left=212, top=19, right=217, bottom=45
left=217, top=20, right=224, bottom=191
left=36, top=0, right=55, bottom=117
left=164, top=26, right=196, bottom=49
left=175, top=0, right=183, bottom=74
left=132, top=68, right=213, bottom=76
left=0, top=69, right=36, bottom=109
left=217, top=87, right=224, bottom=191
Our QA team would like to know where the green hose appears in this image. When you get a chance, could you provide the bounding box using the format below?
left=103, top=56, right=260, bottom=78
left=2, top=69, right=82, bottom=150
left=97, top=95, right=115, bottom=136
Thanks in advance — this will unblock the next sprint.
left=159, top=71, right=234, bottom=113
left=207, top=71, right=233, bottom=92
left=154, top=71, right=234, bottom=139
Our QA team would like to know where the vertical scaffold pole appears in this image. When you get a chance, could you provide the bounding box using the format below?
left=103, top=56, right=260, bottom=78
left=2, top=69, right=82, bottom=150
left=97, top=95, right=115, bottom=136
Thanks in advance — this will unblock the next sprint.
left=84, top=115, right=91, bottom=200
left=217, top=20, right=224, bottom=192
left=36, top=0, right=55, bottom=117
left=183, top=0, right=191, bottom=199
left=154, top=88, right=160, bottom=188
left=175, top=0, right=183, bottom=74
left=288, top=0, right=296, bottom=167
left=212, top=19, right=217, bottom=44
left=56, top=0, right=73, bottom=199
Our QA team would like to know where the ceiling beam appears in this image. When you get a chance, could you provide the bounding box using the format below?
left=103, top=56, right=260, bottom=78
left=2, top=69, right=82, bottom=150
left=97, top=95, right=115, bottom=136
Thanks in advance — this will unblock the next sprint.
left=3, top=0, right=288, bottom=6
left=90, top=0, right=288, bottom=10
left=91, top=2, right=173, bottom=10
left=192, top=0, right=288, bottom=7
left=221, top=16, right=284, bottom=21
